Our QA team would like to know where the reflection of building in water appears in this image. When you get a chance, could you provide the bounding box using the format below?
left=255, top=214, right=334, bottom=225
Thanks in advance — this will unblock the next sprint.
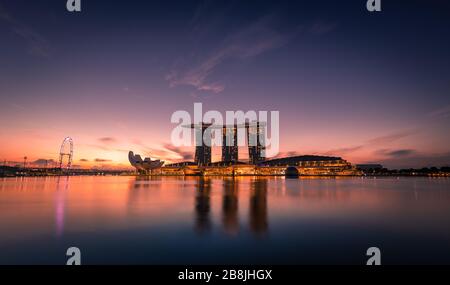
left=193, top=177, right=268, bottom=236
left=126, top=176, right=191, bottom=217
left=249, top=179, right=268, bottom=235
left=222, top=179, right=239, bottom=235
left=130, top=175, right=163, bottom=189
left=195, top=178, right=212, bottom=233
left=126, top=176, right=159, bottom=216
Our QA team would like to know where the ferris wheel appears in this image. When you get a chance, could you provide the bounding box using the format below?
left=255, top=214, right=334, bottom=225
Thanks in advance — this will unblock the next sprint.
left=59, top=137, right=73, bottom=170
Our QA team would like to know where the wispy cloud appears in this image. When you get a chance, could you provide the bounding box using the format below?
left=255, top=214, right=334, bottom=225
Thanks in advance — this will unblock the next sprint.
left=131, top=140, right=173, bottom=159
left=317, top=130, right=417, bottom=158
left=9, top=103, right=26, bottom=110
left=32, top=159, right=56, bottom=166
left=166, top=14, right=298, bottom=94
left=163, top=143, right=194, bottom=161
left=324, top=145, right=363, bottom=156
left=0, top=3, right=50, bottom=57
left=379, top=151, right=450, bottom=169
left=98, top=137, right=117, bottom=144
left=367, top=130, right=416, bottom=145
left=271, top=151, right=302, bottom=159
left=131, top=139, right=194, bottom=163
left=85, top=138, right=128, bottom=153
left=375, top=149, right=416, bottom=158
left=309, top=20, right=338, bottom=35
left=428, top=104, right=450, bottom=118
left=94, top=158, right=112, bottom=163
left=387, top=149, right=415, bottom=157
left=88, top=144, right=128, bottom=152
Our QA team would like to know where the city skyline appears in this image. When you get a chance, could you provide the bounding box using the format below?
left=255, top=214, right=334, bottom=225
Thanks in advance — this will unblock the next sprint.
left=1, top=0, right=450, bottom=169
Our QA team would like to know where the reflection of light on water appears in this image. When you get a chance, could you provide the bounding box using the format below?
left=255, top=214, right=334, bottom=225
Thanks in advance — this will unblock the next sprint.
left=249, top=179, right=268, bottom=236
left=192, top=177, right=269, bottom=236
left=1, top=176, right=450, bottom=264
left=55, top=176, right=70, bottom=237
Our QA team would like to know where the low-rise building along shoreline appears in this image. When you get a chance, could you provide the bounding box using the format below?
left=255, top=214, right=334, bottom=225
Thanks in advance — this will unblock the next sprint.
left=1, top=165, right=449, bottom=177
left=128, top=120, right=367, bottom=176
left=129, top=152, right=362, bottom=176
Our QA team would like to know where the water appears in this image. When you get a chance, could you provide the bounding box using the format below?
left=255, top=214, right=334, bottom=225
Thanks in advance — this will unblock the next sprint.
left=0, top=176, right=449, bottom=265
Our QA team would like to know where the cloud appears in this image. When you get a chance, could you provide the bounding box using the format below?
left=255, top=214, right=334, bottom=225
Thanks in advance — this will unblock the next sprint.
left=309, top=20, right=338, bottom=35
left=132, top=141, right=195, bottom=163
left=132, top=140, right=173, bottom=158
left=87, top=136, right=125, bottom=153
left=98, top=137, right=117, bottom=144
left=324, top=145, right=363, bottom=156
left=376, top=149, right=416, bottom=158
left=163, top=144, right=194, bottom=161
left=94, top=158, right=112, bottom=163
left=32, top=159, right=56, bottom=166
left=166, top=14, right=298, bottom=94
left=428, top=104, right=450, bottom=118
left=379, top=152, right=450, bottom=169
left=386, top=149, right=415, bottom=157
left=271, top=151, right=302, bottom=159
left=12, top=26, right=49, bottom=57
left=367, top=130, right=416, bottom=145
left=8, top=103, right=26, bottom=110
left=79, top=159, right=89, bottom=162
left=316, top=130, right=417, bottom=158
left=0, top=4, right=50, bottom=57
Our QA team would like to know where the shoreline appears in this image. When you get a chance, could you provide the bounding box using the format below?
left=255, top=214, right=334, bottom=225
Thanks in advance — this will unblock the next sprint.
left=1, top=173, right=449, bottom=178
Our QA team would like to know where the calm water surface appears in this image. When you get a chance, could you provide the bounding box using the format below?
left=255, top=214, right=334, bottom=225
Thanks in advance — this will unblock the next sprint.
left=0, top=176, right=449, bottom=264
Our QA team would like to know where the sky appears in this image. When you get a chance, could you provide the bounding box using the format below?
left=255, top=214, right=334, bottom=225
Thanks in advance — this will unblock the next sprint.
left=0, top=0, right=449, bottom=169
